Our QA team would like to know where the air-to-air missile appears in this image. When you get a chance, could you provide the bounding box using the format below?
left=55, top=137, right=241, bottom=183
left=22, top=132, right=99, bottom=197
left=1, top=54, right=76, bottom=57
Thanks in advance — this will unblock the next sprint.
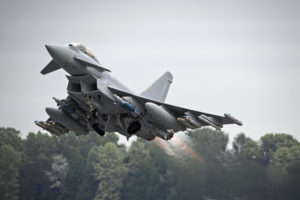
left=35, top=120, right=68, bottom=136
left=177, top=114, right=203, bottom=129
left=113, top=94, right=136, bottom=113
left=176, top=117, right=196, bottom=129
left=53, top=97, right=75, bottom=113
left=197, top=115, right=222, bottom=130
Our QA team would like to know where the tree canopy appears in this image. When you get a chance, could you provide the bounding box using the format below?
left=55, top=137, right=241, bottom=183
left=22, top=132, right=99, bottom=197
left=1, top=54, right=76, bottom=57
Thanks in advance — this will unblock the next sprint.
left=0, top=127, right=300, bottom=200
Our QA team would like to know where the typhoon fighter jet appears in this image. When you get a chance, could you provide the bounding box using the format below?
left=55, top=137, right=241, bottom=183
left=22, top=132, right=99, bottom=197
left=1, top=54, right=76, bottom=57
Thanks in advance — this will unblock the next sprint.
left=35, top=43, right=242, bottom=141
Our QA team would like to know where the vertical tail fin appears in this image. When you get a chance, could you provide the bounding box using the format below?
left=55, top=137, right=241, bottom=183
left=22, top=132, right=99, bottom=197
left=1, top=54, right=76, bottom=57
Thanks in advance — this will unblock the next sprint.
left=140, top=71, right=173, bottom=102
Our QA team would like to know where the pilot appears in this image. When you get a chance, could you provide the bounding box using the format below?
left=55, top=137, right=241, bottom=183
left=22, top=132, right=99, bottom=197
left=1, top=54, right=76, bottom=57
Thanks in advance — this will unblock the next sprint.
left=71, top=43, right=99, bottom=62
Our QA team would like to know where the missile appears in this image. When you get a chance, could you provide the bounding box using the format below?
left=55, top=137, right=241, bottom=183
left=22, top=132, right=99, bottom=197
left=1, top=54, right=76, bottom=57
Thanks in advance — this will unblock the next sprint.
left=35, top=120, right=51, bottom=130
left=224, top=113, right=243, bottom=126
left=113, top=94, right=136, bottom=113
left=184, top=115, right=202, bottom=128
left=49, top=121, right=69, bottom=133
left=46, top=107, right=88, bottom=135
left=145, top=102, right=185, bottom=131
left=34, top=120, right=67, bottom=136
left=184, top=112, right=202, bottom=128
left=35, top=120, right=53, bottom=130
left=53, top=97, right=76, bottom=114
left=177, top=117, right=196, bottom=129
left=123, top=96, right=144, bottom=115
left=198, top=115, right=222, bottom=130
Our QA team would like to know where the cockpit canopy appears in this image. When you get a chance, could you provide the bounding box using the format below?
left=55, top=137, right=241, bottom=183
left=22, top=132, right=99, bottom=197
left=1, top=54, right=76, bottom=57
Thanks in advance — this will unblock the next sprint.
left=69, top=43, right=98, bottom=62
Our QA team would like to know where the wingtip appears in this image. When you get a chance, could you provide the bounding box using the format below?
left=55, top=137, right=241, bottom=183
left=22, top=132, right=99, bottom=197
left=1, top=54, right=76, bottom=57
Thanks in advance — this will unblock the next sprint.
left=224, top=113, right=243, bottom=126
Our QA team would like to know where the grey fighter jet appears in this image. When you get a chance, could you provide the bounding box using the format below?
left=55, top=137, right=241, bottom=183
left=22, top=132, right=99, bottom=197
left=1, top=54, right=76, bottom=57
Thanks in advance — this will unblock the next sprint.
left=35, top=43, right=242, bottom=141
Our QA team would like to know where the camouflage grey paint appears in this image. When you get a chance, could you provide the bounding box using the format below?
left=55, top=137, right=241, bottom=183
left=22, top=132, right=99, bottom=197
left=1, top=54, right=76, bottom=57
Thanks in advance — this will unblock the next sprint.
left=35, top=43, right=242, bottom=141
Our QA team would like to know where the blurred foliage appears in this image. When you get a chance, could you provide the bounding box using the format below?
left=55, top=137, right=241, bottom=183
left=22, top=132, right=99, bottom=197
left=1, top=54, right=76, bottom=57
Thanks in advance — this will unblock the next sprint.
left=93, top=142, right=128, bottom=200
left=0, top=127, right=300, bottom=200
left=45, top=154, right=69, bottom=189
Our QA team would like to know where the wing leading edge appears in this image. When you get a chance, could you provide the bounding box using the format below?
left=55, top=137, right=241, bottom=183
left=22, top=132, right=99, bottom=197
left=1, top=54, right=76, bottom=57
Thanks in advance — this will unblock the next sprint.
left=107, top=86, right=242, bottom=131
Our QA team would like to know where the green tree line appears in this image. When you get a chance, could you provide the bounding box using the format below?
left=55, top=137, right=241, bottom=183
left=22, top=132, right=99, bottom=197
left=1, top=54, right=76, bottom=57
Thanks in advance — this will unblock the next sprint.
left=0, top=127, right=300, bottom=200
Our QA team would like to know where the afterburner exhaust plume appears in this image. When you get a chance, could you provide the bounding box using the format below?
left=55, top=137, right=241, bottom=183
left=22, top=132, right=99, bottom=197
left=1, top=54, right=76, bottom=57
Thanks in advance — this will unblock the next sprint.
left=153, top=138, right=176, bottom=156
left=170, top=135, right=204, bottom=163
left=153, top=133, right=204, bottom=163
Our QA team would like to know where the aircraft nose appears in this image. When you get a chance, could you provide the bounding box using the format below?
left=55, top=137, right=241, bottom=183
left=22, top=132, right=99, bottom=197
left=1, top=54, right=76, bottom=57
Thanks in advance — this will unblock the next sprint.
left=45, top=44, right=70, bottom=64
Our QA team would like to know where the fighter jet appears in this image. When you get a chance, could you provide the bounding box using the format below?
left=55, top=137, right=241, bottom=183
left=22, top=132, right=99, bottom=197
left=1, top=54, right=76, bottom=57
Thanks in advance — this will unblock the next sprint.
left=35, top=43, right=242, bottom=141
